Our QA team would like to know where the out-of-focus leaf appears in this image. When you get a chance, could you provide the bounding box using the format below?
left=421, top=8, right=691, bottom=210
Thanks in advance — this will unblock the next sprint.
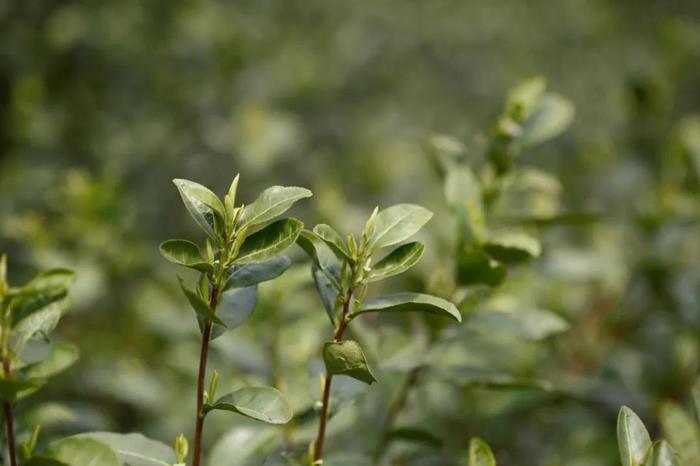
left=18, top=269, right=76, bottom=295
left=464, top=308, right=569, bottom=341
left=366, top=242, right=424, bottom=283
left=240, top=186, right=312, bottom=228
left=76, top=432, right=176, bottom=466
left=225, top=256, right=291, bottom=288
left=159, top=239, right=213, bottom=273
left=618, top=406, right=652, bottom=466
left=34, top=437, right=121, bottom=466
left=352, top=293, right=461, bottom=322
left=236, top=218, right=303, bottom=264
left=643, top=441, right=678, bottom=466
left=323, top=340, right=376, bottom=385
left=11, top=298, right=70, bottom=354
left=659, top=401, right=700, bottom=466
left=210, top=427, right=280, bottom=466
left=368, top=204, right=433, bottom=252
left=692, top=376, right=700, bottom=424
left=313, top=224, right=352, bottom=261
left=482, top=232, right=541, bottom=264
left=507, top=76, right=547, bottom=119
left=445, top=166, right=485, bottom=241
left=210, top=286, right=258, bottom=339
left=173, top=179, right=224, bottom=239
left=0, top=376, right=46, bottom=402
left=469, top=437, right=496, bottom=466
left=178, top=277, right=225, bottom=326
left=387, top=427, right=442, bottom=448
left=522, top=94, right=574, bottom=146
left=456, top=246, right=507, bottom=288
left=445, top=367, right=554, bottom=392
left=205, top=386, right=293, bottom=424
left=24, top=342, right=79, bottom=379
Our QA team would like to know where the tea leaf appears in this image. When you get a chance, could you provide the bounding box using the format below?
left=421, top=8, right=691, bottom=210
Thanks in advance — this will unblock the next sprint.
left=366, top=242, right=424, bottom=282
left=0, top=377, right=46, bottom=402
left=159, top=239, right=213, bottom=273
left=482, top=232, right=541, bottom=264
left=351, top=293, right=461, bottom=322
left=236, top=218, right=303, bottom=264
left=34, top=437, right=121, bottom=466
left=659, top=401, right=700, bottom=466
left=75, top=432, right=176, bottom=466
left=173, top=179, right=224, bottom=239
left=205, top=386, right=293, bottom=424
left=617, top=406, right=652, bottom=466
left=643, top=441, right=678, bottom=466
left=210, top=286, right=258, bottom=339
left=313, top=224, right=353, bottom=262
left=323, top=340, right=376, bottom=385
left=226, top=256, right=292, bottom=288
left=178, top=277, right=225, bottom=326
left=368, top=204, right=433, bottom=252
left=240, top=186, right=312, bottom=228
left=469, top=437, right=496, bottom=466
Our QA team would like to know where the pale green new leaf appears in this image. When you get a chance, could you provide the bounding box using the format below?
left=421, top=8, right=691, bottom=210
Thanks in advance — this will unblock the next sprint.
left=323, top=340, right=376, bottom=385
left=352, top=293, right=461, bottom=322
left=368, top=204, right=433, bottom=252
left=159, top=239, right=213, bottom=273
left=173, top=179, right=224, bottom=239
left=469, top=437, right=496, bottom=466
left=522, top=93, right=575, bottom=146
left=205, top=386, right=293, bottom=424
left=313, top=224, right=352, bottom=261
left=644, top=441, right=678, bottom=466
left=617, top=406, right=652, bottom=466
left=240, top=186, right=312, bottom=228
left=76, top=432, right=176, bottom=466
left=659, top=401, right=700, bottom=466
left=366, top=242, right=424, bottom=282
left=236, top=219, right=303, bottom=264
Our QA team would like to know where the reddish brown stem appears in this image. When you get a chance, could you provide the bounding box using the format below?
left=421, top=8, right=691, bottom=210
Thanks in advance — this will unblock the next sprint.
left=192, top=288, right=218, bottom=466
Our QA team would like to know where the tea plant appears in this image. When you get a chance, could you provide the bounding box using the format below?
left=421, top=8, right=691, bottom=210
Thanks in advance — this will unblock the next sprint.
left=160, top=176, right=312, bottom=466
left=296, top=204, right=462, bottom=463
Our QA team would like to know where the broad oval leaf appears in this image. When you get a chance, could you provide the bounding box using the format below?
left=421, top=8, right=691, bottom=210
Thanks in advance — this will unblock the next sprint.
left=24, top=341, right=79, bottom=379
left=205, top=386, right=293, bottom=424
left=0, top=376, right=46, bottom=402
left=159, top=239, right=213, bottom=273
left=38, top=437, right=121, bottom=466
left=464, top=309, right=569, bottom=341
left=644, top=441, right=678, bottom=466
left=296, top=230, right=342, bottom=289
left=368, top=204, right=433, bottom=252
left=210, top=286, right=258, bottom=339
left=178, top=277, right=225, bottom=326
left=240, top=186, right=312, bottom=228
left=366, top=242, right=424, bottom=283
left=225, top=256, right=291, bottom=289
left=75, top=432, right=176, bottom=466
left=323, top=340, right=376, bottom=385
left=11, top=298, right=70, bottom=354
left=469, top=437, right=496, bottom=466
left=618, top=406, right=652, bottom=466
left=457, top=245, right=507, bottom=288
left=236, top=218, right=303, bottom=264
left=659, top=401, right=700, bottom=466
left=313, top=224, right=352, bottom=261
left=210, top=427, right=281, bottom=466
left=522, top=93, right=575, bottom=147
left=173, top=178, right=224, bottom=239
left=352, top=293, right=461, bottom=322
left=482, top=232, right=541, bottom=264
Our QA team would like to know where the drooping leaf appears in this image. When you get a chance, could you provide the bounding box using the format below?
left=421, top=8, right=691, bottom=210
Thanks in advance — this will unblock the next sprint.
left=0, top=376, right=46, bottom=402
left=225, top=256, right=291, bottom=289
left=210, top=286, right=258, bottom=339
left=35, top=437, right=121, bottom=466
left=482, top=232, right=541, bottom=264
left=659, top=401, right=700, bottom=466
left=24, top=342, right=79, bottom=379
left=205, top=386, right=293, bottom=424
left=11, top=298, right=70, bottom=354
left=644, top=441, right=678, bottom=466
left=464, top=309, right=569, bottom=341
left=313, top=224, right=352, bottom=261
left=173, top=178, right=224, bottom=239
left=178, top=277, right=225, bottom=326
left=296, top=230, right=342, bottom=289
left=618, top=406, right=653, bottom=466
left=366, top=242, right=424, bottom=282
left=352, top=293, right=461, bottom=322
left=240, top=186, right=312, bottom=228
left=236, top=219, right=303, bottom=264
left=159, top=239, right=213, bottom=273
left=469, top=437, right=496, bottom=466
left=75, top=432, right=176, bottom=466
left=367, top=204, right=433, bottom=252
left=323, top=340, right=376, bottom=385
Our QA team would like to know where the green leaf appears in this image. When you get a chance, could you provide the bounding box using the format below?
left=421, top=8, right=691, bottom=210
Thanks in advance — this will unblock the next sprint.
left=296, top=230, right=342, bottom=289
left=240, top=186, right=312, bottom=228
left=75, top=432, right=176, bottom=466
left=225, top=256, right=291, bottom=289
left=469, top=437, right=496, bottom=466
left=205, top=386, right=293, bottom=424
left=692, top=376, right=700, bottom=424
left=386, top=427, right=442, bottom=448
left=20, top=269, right=76, bottom=295
left=482, top=232, right=541, bottom=264
left=507, top=76, right=547, bottom=119
left=352, top=293, right=461, bottom=322
left=659, top=401, right=700, bottom=466
left=173, top=178, right=224, bottom=239
left=236, top=218, right=303, bottom=264
left=522, top=93, right=575, bottom=146
left=445, top=367, right=554, bottom=392
left=323, top=340, right=376, bottom=385
left=35, top=437, right=121, bottom=466
left=366, top=242, right=424, bottom=283
left=210, top=286, right=258, bottom=339
left=159, top=239, right=213, bottom=273
left=644, top=441, right=678, bottom=466
left=312, top=265, right=339, bottom=325
left=11, top=298, right=70, bottom=354
left=368, top=204, right=433, bottom=252
left=178, top=277, right=225, bottom=326
left=24, top=342, right=79, bottom=379
left=312, top=224, right=352, bottom=261
left=456, top=246, right=507, bottom=288
left=0, top=376, right=46, bottom=402
left=617, top=406, right=652, bottom=466
left=464, top=309, right=569, bottom=341
left=445, top=167, right=485, bottom=241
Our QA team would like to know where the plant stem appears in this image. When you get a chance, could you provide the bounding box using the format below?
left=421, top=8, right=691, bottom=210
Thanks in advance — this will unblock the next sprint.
left=1, top=326, right=16, bottom=466
left=192, top=287, right=219, bottom=466
left=313, top=288, right=354, bottom=463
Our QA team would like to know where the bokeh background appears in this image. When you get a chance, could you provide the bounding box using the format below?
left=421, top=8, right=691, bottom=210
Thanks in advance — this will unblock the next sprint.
left=2, top=1, right=700, bottom=465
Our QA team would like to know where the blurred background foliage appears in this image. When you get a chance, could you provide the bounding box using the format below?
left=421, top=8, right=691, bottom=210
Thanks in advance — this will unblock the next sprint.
left=1, top=0, right=700, bottom=465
